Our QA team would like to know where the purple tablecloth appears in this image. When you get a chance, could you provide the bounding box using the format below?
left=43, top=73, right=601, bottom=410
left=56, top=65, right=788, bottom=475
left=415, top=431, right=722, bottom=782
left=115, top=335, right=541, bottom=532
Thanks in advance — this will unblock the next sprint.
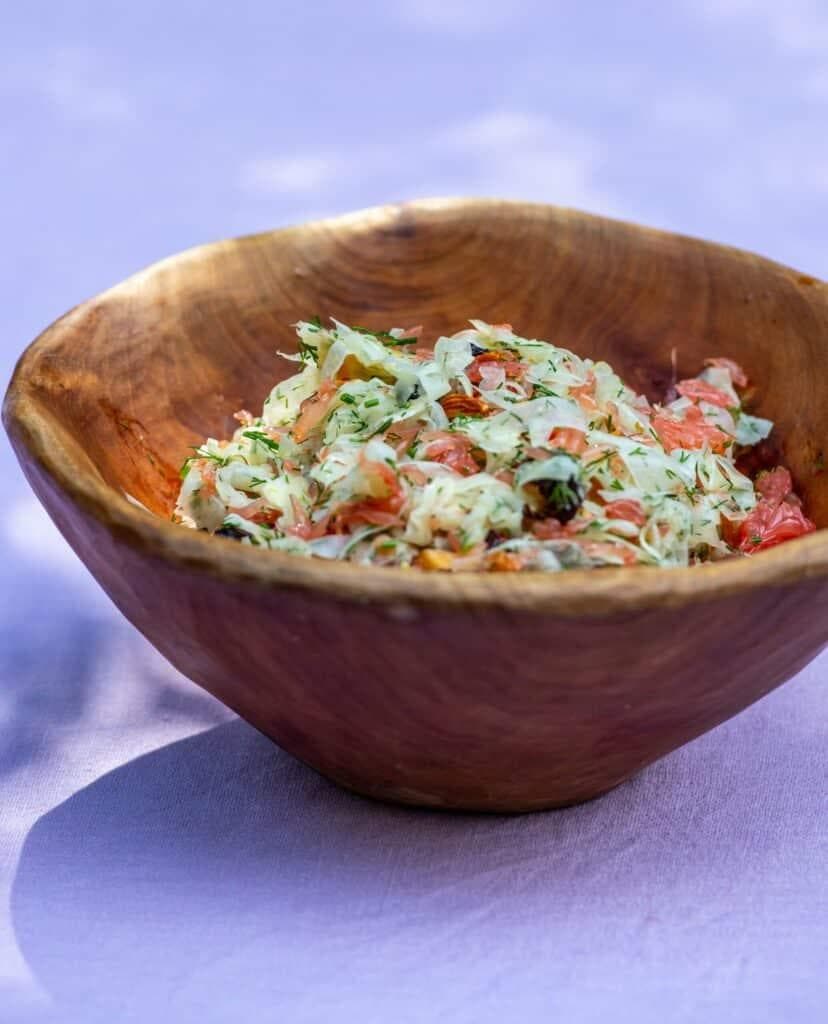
left=4, top=3, right=828, bottom=1018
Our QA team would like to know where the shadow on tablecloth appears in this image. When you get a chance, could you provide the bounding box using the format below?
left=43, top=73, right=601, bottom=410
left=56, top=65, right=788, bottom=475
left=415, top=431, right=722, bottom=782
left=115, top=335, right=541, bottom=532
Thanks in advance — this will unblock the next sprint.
left=11, top=675, right=828, bottom=1024
left=0, top=538, right=224, bottom=782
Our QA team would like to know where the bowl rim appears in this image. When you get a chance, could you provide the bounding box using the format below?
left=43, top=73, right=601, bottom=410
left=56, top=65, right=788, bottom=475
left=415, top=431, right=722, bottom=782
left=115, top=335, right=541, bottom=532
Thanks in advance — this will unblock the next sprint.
left=5, top=197, right=828, bottom=617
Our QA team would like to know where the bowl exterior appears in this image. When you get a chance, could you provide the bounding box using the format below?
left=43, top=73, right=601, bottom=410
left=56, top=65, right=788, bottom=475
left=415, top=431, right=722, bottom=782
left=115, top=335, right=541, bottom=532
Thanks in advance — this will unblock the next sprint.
left=16, top=450, right=828, bottom=812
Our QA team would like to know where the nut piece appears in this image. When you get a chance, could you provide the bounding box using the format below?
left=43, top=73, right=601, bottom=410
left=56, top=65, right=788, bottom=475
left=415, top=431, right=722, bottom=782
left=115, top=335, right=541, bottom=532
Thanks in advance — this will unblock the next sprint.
left=416, top=549, right=457, bottom=571
left=439, top=394, right=490, bottom=420
left=486, top=550, right=524, bottom=572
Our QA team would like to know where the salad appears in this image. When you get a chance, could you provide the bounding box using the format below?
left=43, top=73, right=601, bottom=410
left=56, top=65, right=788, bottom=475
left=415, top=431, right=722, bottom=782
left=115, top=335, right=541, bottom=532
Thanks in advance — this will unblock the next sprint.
left=174, top=319, right=815, bottom=571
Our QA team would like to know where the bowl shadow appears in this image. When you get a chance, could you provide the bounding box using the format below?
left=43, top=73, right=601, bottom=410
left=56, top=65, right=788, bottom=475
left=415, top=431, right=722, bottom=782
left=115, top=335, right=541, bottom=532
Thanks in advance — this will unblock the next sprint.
left=11, top=672, right=828, bottom=1024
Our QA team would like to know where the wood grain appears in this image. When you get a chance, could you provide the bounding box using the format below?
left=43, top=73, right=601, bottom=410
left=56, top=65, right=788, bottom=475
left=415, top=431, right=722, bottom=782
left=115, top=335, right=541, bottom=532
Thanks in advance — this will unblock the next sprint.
left=5, top=199, right=828, bottom=810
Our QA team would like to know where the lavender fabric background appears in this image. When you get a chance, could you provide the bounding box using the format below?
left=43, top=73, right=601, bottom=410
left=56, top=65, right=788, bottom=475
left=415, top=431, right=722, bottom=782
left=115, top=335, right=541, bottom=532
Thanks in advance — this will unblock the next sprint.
left=2, top=3, right=827, bottom=1020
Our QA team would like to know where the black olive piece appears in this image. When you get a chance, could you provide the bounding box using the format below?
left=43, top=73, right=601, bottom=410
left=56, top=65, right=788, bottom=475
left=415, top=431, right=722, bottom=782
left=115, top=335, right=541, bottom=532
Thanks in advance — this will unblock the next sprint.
left=470, top=342, right=487, bottom=357
left=530, top=476, right=585, bottom=524
left=215, top=524, right=247, bottom=541
left=409, top=382, right=422, bottom=400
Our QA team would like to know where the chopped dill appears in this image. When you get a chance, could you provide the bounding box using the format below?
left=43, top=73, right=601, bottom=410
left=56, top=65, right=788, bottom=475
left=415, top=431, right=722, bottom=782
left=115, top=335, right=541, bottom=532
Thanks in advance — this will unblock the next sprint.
left=242, top=430, right=281, bottom=455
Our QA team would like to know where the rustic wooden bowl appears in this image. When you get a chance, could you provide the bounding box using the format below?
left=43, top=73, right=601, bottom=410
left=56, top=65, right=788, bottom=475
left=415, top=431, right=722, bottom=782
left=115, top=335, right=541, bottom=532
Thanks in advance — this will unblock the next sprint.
left=5, top=199, right=828, bottom=811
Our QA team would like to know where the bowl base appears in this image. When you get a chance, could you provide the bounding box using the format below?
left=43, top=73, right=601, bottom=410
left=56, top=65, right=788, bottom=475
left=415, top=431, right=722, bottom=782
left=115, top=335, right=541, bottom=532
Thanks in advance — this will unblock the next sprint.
left=315, top=764, right=632, bottom=815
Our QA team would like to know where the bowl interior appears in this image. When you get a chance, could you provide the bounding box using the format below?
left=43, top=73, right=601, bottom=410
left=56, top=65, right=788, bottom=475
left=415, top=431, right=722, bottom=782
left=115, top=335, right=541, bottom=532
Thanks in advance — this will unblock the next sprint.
left=13, top=199, right=828, bottom=526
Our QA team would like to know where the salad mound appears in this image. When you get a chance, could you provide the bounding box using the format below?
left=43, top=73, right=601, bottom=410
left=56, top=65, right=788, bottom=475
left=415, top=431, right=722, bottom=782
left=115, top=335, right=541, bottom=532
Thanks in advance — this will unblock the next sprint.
left=174, top=319, right=815, bottom=571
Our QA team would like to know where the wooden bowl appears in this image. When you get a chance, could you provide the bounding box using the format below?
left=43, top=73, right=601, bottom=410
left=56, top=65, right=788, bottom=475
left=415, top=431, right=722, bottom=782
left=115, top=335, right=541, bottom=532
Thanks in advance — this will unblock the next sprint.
left=6, top=199, right=828, bottom=811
